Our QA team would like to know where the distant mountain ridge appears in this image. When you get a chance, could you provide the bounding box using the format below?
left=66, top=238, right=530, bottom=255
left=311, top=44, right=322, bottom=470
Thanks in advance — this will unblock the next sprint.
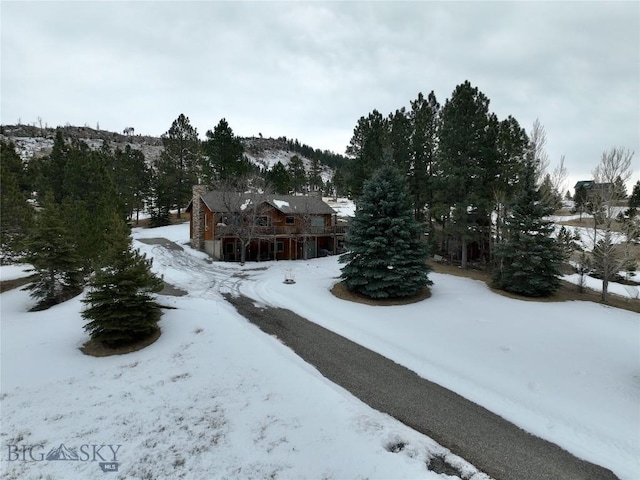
left=0, top=124, right=164, bottom=163
left=0, top=124, right=345, bottom=179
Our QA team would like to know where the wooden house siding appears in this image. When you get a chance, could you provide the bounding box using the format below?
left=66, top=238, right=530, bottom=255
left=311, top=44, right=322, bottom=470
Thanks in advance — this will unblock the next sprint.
left=187, top=187, right=346, bottom=262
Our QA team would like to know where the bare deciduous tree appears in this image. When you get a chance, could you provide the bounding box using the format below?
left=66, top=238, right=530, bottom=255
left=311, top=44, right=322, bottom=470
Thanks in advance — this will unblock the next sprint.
left=216, top=175, right=271, bottom=264
left=529, top=120, right=567, bottom=209
left=593, top=147, right=633, bottom=220
left=530, top=118, right=549, bottom=185
left=589, top=147, right=636, bottom=302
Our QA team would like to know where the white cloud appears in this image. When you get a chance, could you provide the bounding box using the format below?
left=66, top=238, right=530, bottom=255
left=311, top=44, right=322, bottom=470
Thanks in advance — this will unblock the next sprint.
left=1, top=1, right=638, bottom=185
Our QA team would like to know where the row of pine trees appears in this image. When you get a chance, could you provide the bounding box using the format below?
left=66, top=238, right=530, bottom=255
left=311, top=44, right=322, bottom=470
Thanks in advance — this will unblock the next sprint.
left=337, top=81, right=567, bottom=298
left=338, top=81, right=638, bottom=301
left=337, top=157, right=566, bottom=300
left=1, top=135, right=163, bottom=347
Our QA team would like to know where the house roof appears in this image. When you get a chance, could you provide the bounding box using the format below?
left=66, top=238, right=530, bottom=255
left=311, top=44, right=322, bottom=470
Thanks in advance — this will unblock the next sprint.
left=573, top=180, right=614, bottom=191
left=574, top=180, right=594, bottom=190
left=190, top=190, right=336, bottom=215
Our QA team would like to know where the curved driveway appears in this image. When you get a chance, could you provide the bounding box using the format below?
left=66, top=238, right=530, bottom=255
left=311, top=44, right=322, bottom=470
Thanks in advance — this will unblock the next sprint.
left=225, top=294, right=619, bottom=480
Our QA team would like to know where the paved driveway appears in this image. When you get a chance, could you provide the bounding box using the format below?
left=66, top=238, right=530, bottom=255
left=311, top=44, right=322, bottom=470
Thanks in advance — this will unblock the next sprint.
left=225, top=294, right=619, bottom=480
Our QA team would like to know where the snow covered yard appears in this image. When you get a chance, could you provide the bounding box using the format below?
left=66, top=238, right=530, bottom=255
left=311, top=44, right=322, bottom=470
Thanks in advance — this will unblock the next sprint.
left=140, top=223, right=639, bottom=479
left=1, top=224, right=488, bottom=480
left=2, top=221, right=638, bottom=480
left=223, top=250, right=640, bottom=478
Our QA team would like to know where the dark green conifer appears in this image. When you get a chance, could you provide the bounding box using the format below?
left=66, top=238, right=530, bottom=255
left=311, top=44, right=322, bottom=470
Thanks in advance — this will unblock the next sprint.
left=24, top=194, right=84, bottom=309
left=82, top=215, right=163, bottom=347
left=492, top=162, right=564, bottom=297
left=340, top=165, right=432, bottom=299
left=202, top=118, right=250, bottom=183
left=629, top=180, right=640, bottom=209
left=266, top=161, right=292, bottom=194
left=1, top=140, right=33, bottom=259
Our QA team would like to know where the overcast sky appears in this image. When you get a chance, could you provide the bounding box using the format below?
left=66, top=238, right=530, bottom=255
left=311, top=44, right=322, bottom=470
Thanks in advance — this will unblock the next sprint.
left=2, top=1, right=639, bottom=191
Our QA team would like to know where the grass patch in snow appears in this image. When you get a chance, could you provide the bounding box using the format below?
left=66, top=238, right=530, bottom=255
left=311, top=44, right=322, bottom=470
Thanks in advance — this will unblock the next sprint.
left=427, top=454, right=464, bottom=477
left=331, top=280, right=431, bottom=305
left=429, top=261, right=640, bottom=314
left=0, top=274, right=36, bottom=293
left=80, top=327, right=161, bottom=357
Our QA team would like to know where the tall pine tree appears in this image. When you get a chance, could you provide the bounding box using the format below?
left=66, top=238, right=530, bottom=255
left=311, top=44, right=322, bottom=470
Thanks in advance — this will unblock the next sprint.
left=288, top=155, right=307, bottom=194
left=345, top=110, right=388, bottom=198
left=340, top=165, right=432, bottom=299
left=492, top=161, right=564, bottom=297
left=202, top=118, right=250, bottom=183
left=113, top=145, right=151, bottom=223
left=629, top=180, right=640, bottom=209
left=83, top=215, right=163, bottom=347
left=266, top=161, right=292, bottom=194
left=157, top=114, right=201, bottom=218
left=1, top=140, right=33, bottom=260
left=436, top=80, right=495, bottom=269
left=24, top=194, right=84, bottom=309
left=409, top=91, right=440, bottom=224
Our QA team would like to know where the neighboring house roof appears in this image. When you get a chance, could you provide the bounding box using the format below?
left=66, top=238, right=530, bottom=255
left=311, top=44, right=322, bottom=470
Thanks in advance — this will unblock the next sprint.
left=190, top=190, right=336, bottom=215
left=573, top=180, right=614, bottom=191
left=574, top=180, right=594, bottom=190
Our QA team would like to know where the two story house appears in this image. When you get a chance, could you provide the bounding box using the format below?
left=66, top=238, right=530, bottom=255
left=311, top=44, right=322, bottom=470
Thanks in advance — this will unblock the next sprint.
left=187, top=186, right=346, bottom=262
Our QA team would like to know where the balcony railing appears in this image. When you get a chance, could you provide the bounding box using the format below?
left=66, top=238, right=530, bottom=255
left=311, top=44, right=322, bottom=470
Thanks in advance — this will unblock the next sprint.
left=214, top=225, right=347, bottom=237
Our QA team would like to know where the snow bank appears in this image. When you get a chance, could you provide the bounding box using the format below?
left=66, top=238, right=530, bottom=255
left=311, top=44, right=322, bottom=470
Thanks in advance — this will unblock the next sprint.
left=563, top=273, right=640, bottom=299
left=0, top=264, right=33, bottom=281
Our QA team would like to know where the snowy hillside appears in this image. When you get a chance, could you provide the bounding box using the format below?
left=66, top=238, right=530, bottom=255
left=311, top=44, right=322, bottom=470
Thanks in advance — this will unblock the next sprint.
left=242, top=137, right=335, bottom=184
left=0, top=124, right=164, bottom=163
left=0, top=125, right=339, bottom=185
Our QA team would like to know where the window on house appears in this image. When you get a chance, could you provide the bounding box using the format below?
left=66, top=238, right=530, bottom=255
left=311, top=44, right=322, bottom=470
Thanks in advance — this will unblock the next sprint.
left=276, top=241, right=284, bottom=252
left=225, top=242, right=235, bottom=254
left=285, top=216, right=295, bottom=225
left=221, top=214, right=240, bottom=226
left=256, top=216, right=271, bottom=226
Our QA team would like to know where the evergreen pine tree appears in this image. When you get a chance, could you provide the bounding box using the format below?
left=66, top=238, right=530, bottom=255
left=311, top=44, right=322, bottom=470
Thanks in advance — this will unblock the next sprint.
left=82, top=215, right=163, bottom=347
left=158, top=114, right=201, bottom=218
left=340, top=165, right=432, bottom=299
left=1, top=140, right=33, bottom=260
left=612, top=175, right=627, bottom=200
left=345, top=110, right=388, bottom=198
left=202, top=118, right=250, bottom=183
left=308, top=157, right=323, bottom=192
left=436, top=81, right=496, bottom=268
left=409, top=91, right=440, bottom=223
left=44, top=130, right=71, bottom=203
left=113, top=145, right=151, bottom=223
left=288, top=155, right=307, bottom=194
left=65, top=142, right=123, bottom=269
left=538, top=173, right=562, bottom=210
left=573, top=184, right=588, bottom=221
left=266, top=161, right=292, bottom=194
left=628, top=181, right=640, bottom=208
left=148, top=159, right=174, bottom=227
left=388, top=107, right=412, bottom=174
left=492, top=162, right=564, bottom=297
left=24, top=194, right=84, bottom=309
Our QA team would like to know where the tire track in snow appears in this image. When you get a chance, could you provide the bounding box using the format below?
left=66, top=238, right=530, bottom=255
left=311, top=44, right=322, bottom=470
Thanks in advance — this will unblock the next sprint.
left=134, top=238, right=262, bottom=300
